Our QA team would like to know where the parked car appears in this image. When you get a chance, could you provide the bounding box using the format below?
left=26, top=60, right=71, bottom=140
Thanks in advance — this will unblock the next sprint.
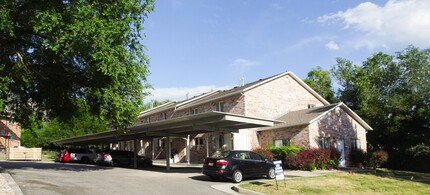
left=96, top=150, right=152, bottom=168
left=202, top=150, right=276, bottom=183
left=69, top=148, right=99, bottom=164
left=58, top=149, right=70, bottom=163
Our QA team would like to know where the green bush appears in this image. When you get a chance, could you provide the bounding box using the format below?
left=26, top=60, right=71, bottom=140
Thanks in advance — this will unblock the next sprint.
left=269, top=145, right=302, bottom=161
left=369, top=150, right=388, bottom=169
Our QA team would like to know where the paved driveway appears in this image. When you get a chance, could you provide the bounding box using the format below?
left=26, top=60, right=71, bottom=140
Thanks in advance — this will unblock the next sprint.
left=0, top=161, right=238, bottom=195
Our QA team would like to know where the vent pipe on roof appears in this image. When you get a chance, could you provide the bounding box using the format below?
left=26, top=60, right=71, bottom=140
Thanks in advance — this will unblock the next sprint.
left=239, top=77, right=245, bottom=87
left=186, top=92, right=189, bottom=100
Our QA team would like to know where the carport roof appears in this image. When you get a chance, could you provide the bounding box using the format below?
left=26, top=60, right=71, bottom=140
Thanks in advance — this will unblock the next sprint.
left=55, top=111, right=283, bottom=145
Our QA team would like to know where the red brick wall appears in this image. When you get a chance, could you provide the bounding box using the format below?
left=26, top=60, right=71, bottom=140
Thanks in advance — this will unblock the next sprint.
left=0, top=118, right=21, bottom=149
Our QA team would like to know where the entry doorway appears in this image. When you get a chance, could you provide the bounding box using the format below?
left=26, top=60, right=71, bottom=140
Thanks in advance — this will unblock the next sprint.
left=336, top=139, right=346, bottom=167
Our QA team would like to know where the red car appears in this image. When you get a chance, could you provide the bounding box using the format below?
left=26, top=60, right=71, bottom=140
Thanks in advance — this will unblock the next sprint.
left=59, top=149, right=70, bottom=163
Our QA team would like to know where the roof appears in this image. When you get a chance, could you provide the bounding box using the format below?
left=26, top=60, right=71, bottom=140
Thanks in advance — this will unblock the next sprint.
left=139, top=71, right=330, bottom=116
left=56, top=111, right=283, bottom=145
left=258, top=102, right=373, bottom=131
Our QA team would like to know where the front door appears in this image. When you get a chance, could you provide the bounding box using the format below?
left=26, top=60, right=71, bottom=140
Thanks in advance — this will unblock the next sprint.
left=336, top=140, right=346, bottom=167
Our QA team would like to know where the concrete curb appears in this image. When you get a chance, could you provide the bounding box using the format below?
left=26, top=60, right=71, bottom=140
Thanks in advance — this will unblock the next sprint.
left=231, top=185, right=266, bottom=195
left=0, top=167, right=24, bottom=195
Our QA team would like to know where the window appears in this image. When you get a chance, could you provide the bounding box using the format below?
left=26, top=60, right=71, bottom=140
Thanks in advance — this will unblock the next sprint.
left=215, top=102, right=225, bottom=112
left=308, top=104, right=316, bottom=109
left=250, top=152, right=264, bottom=161
left=234, top=152, right=250, bottom=160
left=351, top=139, right=361, bottom=150
left=318, top=137, right=330, bottom=149
left=144, top=117, right=151, bottom=124
left=159, top=139, right=166, bottom=149
left=273, top=139, right=290, bottom=147
left=194, top=138, right=204, bottom=150
left=160, top=112, right=167, bottom=120
left=212, top=134, right=225, bottom=149
left=191, top=108, right=198, bottom=115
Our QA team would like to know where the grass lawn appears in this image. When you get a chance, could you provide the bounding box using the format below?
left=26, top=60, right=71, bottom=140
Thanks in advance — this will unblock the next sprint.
left=42, top=150, right=58, bottom=162
left=240, top=170, right=430, bottom=195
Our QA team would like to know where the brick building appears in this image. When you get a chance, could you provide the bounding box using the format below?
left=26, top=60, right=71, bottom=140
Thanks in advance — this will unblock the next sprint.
left=0, top=117, right=21, bottom=150
left=128, top=71, right=372, bottom=167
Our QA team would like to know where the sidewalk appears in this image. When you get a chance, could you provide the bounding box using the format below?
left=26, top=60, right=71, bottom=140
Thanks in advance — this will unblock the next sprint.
left=0, top=166, right=23, bottom=195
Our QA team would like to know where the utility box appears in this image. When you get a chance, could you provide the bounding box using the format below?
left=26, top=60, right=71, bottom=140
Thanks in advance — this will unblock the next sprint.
left=7, top=147, right=42, bottom=161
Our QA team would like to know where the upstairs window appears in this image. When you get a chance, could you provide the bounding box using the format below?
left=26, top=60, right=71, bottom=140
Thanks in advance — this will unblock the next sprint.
left=308, top=104, right=316, bottom=109
left=215, top=102, right=225, bottom=112
left=191, top=108, right=198, bottom=115
left=160, top=112, right=167, bottom=120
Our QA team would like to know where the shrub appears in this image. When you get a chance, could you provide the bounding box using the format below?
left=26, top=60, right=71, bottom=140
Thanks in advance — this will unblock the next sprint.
left=369, top=150, right=388, bottom=169
left=349, top=149, right=367, bottom=168
left=285, top=148, right=340, bottom=170
left=252, top=148, right=274, bottom=160
left=269, top=145, right=302, bottom=161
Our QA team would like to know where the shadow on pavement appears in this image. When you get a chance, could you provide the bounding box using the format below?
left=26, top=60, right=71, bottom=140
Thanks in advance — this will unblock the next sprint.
left=0, top=161, right=112, bottom=172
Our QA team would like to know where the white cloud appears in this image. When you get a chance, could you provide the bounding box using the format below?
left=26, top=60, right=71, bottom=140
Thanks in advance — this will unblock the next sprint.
left=145, top=85, right=231, bottom=102
left=229, top=58, right=260, bottom=69
left=318, top=0, right=430, bottom=49
left=325, top=41, right=340, bottom=50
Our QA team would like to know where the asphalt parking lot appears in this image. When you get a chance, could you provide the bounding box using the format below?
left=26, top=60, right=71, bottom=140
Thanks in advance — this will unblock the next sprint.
left=0, top=161, right=239, bottom=195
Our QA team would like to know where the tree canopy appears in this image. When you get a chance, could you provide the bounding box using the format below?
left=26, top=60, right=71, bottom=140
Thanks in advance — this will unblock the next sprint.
left=0, top=0, right=154, bottom=130
left=331, top=46, right=430, bottom=171
left=303, top=66, right=336, bottom=103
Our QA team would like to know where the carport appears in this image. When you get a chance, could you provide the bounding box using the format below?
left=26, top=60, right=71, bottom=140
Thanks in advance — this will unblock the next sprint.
left=56, top=111, right=282, bottom=171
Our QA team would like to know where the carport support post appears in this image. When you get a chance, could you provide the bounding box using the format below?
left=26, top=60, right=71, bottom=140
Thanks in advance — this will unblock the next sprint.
left=166, top=136, right=171, bottom=171
left=186, top=134, right=190, bottom=165
left=206, top=135, right=209, bottom=157
left=133, top=139, right=138, bottom=168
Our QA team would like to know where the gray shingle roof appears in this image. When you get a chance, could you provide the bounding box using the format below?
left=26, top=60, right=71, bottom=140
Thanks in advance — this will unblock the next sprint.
left=258, top=103, right=372, bottom=131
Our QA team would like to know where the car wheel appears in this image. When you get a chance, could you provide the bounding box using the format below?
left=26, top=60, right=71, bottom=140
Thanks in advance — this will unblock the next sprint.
left=267, top=167, right=276, bottom=179
left=112, top=159, right=120, bottom=167
left=232, top=170, right=243, bottom=183
left=81, top=157, right=90, bottom=164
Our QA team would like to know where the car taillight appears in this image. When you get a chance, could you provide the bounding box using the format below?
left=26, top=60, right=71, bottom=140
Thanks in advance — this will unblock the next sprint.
left=216, top=159, right=228, bottom=165
left=103, top=154, right=108, bottom=159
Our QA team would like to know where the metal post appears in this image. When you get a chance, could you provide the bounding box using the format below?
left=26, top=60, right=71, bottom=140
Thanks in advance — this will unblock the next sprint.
left=133, top=139, right=138, bottom=168
left=166, top=136, right=171, bottom=171
left=152, top=138, right=155, bottom=160
left=186, top=134, right=190, bottom=165
left=206, top=135, right=209, bottom=157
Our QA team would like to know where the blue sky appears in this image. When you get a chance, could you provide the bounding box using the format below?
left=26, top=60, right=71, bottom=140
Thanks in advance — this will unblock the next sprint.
left=142, top=0, right=430, bottom=102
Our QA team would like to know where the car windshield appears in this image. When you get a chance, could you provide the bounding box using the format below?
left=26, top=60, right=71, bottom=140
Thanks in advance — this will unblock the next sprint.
left=211, top=151, right=230, bottom=158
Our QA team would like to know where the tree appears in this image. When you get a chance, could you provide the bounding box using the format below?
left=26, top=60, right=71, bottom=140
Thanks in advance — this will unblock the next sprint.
left=303, top=66, right=336, bottom=103
left=332, top=46, right=430, bottom=171
left=21, top=100, right=109, bottom=148
left=0, top=0, right=154, bottom=131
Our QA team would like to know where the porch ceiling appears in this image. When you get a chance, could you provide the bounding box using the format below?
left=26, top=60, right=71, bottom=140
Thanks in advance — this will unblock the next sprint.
left=55, top=111, right=282, bottom=145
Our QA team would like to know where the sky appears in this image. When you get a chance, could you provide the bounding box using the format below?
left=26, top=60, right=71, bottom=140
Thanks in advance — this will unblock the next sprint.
left=142, top=0, right=430, bottom=102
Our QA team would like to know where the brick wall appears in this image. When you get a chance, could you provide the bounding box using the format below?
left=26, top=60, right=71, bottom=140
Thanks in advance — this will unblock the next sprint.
left=0, top=118, right=21, bottom=149
left=242, top=74, right=326, bottom=149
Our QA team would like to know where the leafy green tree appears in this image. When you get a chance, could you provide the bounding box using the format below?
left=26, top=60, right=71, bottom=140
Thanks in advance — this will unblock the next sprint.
left=304, top=66, right=336, bottom=103
left=21, top=100, right=109, bottom=147
left=332, top=46, right=430, bottom=171
left=0, top=0, right=154, bottom=131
